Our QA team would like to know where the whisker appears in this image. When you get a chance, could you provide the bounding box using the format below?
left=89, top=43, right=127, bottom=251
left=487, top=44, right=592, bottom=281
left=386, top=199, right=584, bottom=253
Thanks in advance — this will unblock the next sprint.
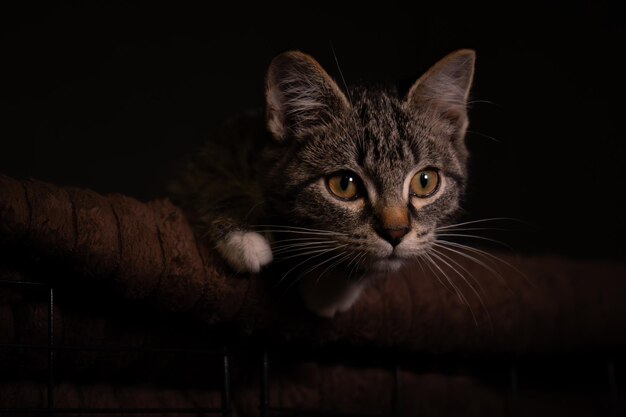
left=290, top=250, right=352, bottom=289
left=244, top=200, right=267, bottom=222
left=276, top=246, right=344, bottom=286
left=329, top=40, right=352, bottom=104
left=467, top=130, right=501, bottom=143
left=430, top=248, right=493, bottom=328
left=414, top=255, right=428, bottom=275
left=426, top=251, right=470, bottom=302
left=435, top=226, right=512, bottom=233
left=272, top=243, right=338, bottom=256
left=253, top=224, right=348, bottom=235
left=424, top=252, right=469, bottom=305
left=435, top=233, right=514, bottom=250
left=431, top=246, right=485, bottom=294
left=423, top=252, right=477, bottom=325
left=436, top=240, right=532, bottom=286
left=347, top=252, right=368, bottom=281
left=467, top=99, right=500, bottom=106
left=432, top=241, right=511, bottom=291
left=344, top=250, right=364, bottom=279
left=255, top=229, right=347, bottom=237
left=417, top=253, right=455, bottom=294
left=271, top=236, right=339, bottom=244
left=277, top=244, right=349, bottom=262
left=315, top=250, right=356, bottom=283
left=437, top=217, right=526, bottom=230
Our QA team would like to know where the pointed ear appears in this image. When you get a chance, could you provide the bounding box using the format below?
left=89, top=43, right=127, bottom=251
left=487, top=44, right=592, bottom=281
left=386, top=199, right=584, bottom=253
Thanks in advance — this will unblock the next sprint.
left=265, top=51, right=350, bottom=141
left=406, top=49, right=475, bottom=138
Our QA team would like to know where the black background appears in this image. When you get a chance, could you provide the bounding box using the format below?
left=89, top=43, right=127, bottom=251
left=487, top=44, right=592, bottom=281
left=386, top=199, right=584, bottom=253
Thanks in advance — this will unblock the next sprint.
left=1, top=1, right=624, bottom=261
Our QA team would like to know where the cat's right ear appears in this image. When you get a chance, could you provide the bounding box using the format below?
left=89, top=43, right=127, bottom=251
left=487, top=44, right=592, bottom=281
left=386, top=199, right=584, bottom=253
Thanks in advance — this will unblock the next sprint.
left=405, top=49, right=476, bottom=140
left=265, top=51, right=350, bottom=141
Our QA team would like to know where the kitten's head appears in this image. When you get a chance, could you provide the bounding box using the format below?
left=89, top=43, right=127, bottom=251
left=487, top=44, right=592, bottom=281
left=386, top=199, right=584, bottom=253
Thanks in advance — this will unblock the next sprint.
left=263, top=50, right=475, bottom=275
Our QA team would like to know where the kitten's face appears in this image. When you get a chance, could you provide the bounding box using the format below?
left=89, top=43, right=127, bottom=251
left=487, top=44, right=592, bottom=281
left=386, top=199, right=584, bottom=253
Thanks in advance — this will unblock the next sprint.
left=264, top=50, right=474, bottom=276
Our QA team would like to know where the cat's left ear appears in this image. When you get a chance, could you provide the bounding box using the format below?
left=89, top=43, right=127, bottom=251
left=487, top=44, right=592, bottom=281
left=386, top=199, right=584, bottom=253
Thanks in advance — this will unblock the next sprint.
left=405, top=49, right=475, bottom=139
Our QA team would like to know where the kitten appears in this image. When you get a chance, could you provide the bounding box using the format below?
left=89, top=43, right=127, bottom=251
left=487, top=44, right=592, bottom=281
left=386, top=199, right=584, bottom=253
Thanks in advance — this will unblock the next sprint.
left=168, top=49, right=475, bottom=317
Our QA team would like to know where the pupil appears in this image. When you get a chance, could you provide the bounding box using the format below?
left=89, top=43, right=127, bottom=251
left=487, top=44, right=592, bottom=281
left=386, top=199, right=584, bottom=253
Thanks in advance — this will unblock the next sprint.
left=340, top=175, right=352, bottom=191
left=420, top=173, right=429, bottom=188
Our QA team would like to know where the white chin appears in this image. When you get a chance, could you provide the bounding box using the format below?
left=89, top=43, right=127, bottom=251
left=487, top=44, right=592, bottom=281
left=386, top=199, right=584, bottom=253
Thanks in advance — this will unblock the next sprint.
left=369, top=258, right=405, bottom=273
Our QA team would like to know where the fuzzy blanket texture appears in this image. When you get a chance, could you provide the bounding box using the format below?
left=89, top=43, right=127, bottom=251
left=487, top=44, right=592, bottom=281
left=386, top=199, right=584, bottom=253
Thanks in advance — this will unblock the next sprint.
left=1, top=174, right=625, bottom=416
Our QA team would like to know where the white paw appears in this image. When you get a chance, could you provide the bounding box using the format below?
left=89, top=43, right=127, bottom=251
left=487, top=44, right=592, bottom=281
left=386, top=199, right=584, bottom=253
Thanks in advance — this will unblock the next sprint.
left=216, top=231, right=273, bottom=273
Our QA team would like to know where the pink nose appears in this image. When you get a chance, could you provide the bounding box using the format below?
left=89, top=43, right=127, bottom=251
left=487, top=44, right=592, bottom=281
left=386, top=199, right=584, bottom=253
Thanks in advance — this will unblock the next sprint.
left=381, top=227, right=409, bottom=247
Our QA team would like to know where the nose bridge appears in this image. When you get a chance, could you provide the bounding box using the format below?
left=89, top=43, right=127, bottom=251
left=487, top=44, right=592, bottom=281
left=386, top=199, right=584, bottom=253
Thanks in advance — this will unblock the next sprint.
left=378, top=204, right=409, bottom=229
left=376, top=183, right=409, bottom=224
left=369, top=166, right=411, bottom=245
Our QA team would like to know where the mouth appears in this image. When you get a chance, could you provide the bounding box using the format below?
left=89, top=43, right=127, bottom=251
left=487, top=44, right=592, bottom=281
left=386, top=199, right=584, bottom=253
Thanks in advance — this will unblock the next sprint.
left=369, top=255, right=406, bottom=273
left=369, top=237, right=434, bottom=273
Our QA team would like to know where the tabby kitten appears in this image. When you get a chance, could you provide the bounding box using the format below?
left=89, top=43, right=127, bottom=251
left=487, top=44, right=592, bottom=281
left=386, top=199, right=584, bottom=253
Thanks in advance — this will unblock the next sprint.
left=169, top=49, right=475, bottom=317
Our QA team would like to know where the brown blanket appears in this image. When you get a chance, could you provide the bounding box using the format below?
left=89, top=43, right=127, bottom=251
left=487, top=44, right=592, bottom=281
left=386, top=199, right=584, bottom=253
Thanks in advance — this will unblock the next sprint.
left=2, top=173, right=626, bottom=353
left=1, top=173, right=626, bottom=416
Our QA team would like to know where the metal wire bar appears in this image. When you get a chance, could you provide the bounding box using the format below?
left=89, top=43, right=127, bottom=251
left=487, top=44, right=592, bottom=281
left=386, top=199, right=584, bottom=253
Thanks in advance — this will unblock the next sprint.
left=261, top=349, right=269, bottom=417
left=0, top=279, right=50, bottom=288
left=509, top=364, right=519, bottom=417
left=607, top=358, right=618, bottom=417
left=222, top=346, right=232, bottom=417
left=0, top=280, right=229, bottom=416
left=47, top=287, right=54, bottom=414
left=391, top=365, right=400, bottom=417
left=2, top=279, right=624, bottom=417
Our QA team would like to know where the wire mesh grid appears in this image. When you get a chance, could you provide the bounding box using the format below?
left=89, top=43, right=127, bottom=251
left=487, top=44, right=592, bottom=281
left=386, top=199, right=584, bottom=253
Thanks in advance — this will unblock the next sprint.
left=0, top=278, right=231, bottom=416
left=0, top=278, right=623, bottom=417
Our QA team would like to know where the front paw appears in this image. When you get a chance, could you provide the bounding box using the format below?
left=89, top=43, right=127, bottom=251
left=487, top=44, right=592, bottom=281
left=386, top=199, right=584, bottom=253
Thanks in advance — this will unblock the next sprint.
left=216, top=231, right=273, bottom=273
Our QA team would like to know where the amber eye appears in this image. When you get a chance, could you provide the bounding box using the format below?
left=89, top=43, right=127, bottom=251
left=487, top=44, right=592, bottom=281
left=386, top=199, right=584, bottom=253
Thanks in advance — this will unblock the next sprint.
left=326, top=172, right=361, bottom=201
left=410, top=169, right=440, bottom=197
